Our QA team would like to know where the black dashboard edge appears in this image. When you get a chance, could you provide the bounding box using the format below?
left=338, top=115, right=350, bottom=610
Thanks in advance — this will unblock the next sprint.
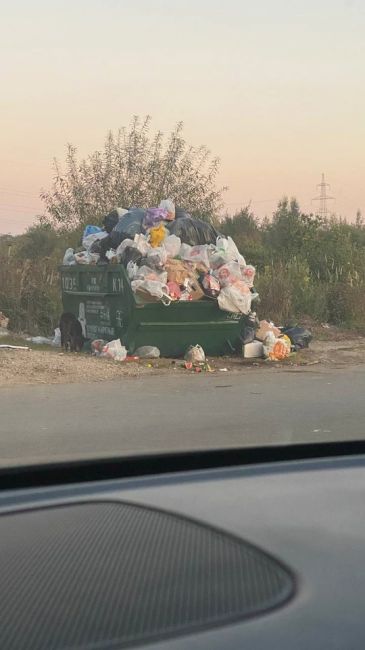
left=1, top=439, right=365, bottom=491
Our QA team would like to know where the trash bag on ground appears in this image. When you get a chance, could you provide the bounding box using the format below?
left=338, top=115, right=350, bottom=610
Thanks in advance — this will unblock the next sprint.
left=255, top=320, right=281, bottom=342
left=218, top=285, right=252, bottom=315
left=282, top=326, right=312, bottom=349
left=185, top=344, right=205, bottom=364
left=135, top=346, right=161, bottom=359
left=167, top=216, right=219, bottom=246
left=91, top=339, right=107, bottom=356
left=241, top=325, right=256, bottom=345
left=263, top=333, right=291, bottom=361
left=243, top=341, right=264, bottom=358
left=52, top=328, right=61, bottom=347
left=101, top=339, right=127, bottom=361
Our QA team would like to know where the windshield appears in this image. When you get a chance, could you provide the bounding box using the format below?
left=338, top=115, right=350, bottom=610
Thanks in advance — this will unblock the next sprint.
left=1, top=0, right=364, bottom=468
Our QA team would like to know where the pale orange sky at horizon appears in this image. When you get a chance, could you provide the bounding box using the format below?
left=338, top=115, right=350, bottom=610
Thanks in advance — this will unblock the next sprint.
left=1, top=0, right=365, bottom=234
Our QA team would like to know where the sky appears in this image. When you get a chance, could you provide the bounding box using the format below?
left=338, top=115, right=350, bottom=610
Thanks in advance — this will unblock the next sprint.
left=1, top=0, right=365, bottom=234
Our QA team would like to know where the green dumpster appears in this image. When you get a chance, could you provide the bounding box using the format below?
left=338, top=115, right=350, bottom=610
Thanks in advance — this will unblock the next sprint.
left=60, top=264, right=247, bottom=357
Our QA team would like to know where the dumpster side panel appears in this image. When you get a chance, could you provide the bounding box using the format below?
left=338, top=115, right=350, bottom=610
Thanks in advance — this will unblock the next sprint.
left=60, top=265, right=245, bottom=356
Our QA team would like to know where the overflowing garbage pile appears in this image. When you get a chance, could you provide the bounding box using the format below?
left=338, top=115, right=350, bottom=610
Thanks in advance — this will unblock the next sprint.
left=62, top=200, right=259, bottom=315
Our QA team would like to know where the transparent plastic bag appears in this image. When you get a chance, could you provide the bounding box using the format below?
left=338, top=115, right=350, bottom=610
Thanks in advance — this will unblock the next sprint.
left=63, top=248, right=76, bottom=265
left=135, top=346, right=161, bottom=359
left=242, top=265, right=256, bottom=288
left=159, top=199, right=175, bottom=221
left=214, top=262, right=242, bottom=287
left=74, top=250, right=99, bottom=265
left=216, top=236, right=246, bottom=265
left=184, top=344, right=205, bottom=364
left=164, top=235, right=181, bottom=258
left=179, top=243, right=210, bottom=268
left=263, top=333, right=291, bottom=361
left=101, top=339, right=127, bottom=361
left=134, top=233, right=151, bottom=256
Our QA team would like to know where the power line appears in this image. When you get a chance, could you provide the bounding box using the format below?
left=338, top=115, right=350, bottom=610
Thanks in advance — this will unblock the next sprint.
left=312, top=173, right=335, bottom=217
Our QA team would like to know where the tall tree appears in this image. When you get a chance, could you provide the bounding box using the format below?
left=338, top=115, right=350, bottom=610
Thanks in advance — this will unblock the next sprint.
left=40, top=116, right=226, bottom=230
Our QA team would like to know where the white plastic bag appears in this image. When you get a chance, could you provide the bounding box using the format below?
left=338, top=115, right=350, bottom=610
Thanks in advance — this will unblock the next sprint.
left=135, top=266, right=168, bottom=284
left=159, top=198, right=175, bottom=221
left=135, top=346, right=161, bottom=359
left=131, top=279, right=169, bottom=300
left=115, top=239, right=136, bottom=258
left=52, top=328, right=61, bottom=347
left=164, top=235, right=181, bottom=258
left=126, top=261, right=138, bottom=280
left=74, top=250, right=99, bottom=265
left=218, top=286, right=252, bottom=315
left=184, top=344, right=206, bottom=364
left=134, top=233, right=151, bottom=256
left=63, top=248, right=76, bottom=265
left=101, top=339, right=127, bottom=361
left=216, top=236, right=246, bottom=266
left=179, top=244, right=210, bottom=268
left=242, top=265, right=256, bottom=288
left=214, top=262, right=242, bottom=287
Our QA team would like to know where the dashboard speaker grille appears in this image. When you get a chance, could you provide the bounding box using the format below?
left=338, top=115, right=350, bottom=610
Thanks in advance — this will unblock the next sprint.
left=0, top=501, right=294, bottom=649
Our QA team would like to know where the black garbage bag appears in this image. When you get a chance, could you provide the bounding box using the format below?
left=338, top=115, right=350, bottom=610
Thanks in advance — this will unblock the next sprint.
left=167, top=215, right=218, bottom=246
left=175, top=207, right=192, bottom=219
left=103, top=210, right=120, bottom=233
left=110, top=208, right=147, bottom=248
left=282, top=326, right=312, bottom=349
left=120, top=246, right=143, bottom=267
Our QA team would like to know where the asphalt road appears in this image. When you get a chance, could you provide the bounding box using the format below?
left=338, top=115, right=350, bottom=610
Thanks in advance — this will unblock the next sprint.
left=1, top=365, right=365, bottom=466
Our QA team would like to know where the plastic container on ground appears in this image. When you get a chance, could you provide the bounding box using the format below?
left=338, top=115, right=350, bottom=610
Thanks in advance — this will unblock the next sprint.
left=60, top=264, right=250, bottom=357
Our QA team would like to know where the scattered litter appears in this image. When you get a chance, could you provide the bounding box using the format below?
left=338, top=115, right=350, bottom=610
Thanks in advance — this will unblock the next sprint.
left=255, top=320, right=281, bottom=342
left=243, top=341, right=264, bottom=359
left=282, top=326, right=312, bottom=350
left=263, top=333, right=291, bottom=361
left=0, top=312, right=9, bottom=329
left=100, top=339, right=127, bottom=362
left=185, top=345, right=205, bottom=364
left=219, top=368, right=228, bottom=372
left=134, top=346, right=161, bottom=359
left=0, top=344, right=30, bottom=351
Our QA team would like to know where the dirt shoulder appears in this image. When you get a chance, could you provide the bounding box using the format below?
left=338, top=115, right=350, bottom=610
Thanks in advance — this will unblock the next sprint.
left=1, top=326, right=365, bottom=387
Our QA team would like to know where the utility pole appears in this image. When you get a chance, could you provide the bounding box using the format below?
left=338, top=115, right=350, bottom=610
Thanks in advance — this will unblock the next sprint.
left=312, top=173, right=335, bottom=218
